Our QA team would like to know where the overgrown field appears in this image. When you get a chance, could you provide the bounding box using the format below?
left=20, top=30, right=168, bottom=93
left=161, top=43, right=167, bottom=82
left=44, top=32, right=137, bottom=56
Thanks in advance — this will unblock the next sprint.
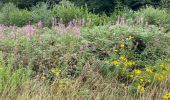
left=0, top=1, right=170, bottom=100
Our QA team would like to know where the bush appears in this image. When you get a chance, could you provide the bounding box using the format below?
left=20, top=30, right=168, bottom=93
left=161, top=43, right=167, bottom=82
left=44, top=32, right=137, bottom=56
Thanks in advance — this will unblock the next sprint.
left=137, top=6, right=169, bottom=25
left=8, top=9, right=31, bottom=26
left=0, top=3, right=17, bottom=25
left=0, top=3, right=31, bottom=26
left=51, top=0, right=88, bottom=24
left=51, top=0, right=111, bottom=26
left=1, top=0, right=60, bottom=8
left=31, top=2, right=52, bottom=26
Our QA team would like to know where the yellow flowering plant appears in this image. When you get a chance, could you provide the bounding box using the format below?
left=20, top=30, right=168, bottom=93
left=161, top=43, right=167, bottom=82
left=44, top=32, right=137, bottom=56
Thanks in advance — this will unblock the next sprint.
left=163, top=92, right=170, bottom=99
left=133, top=69, right=142, bottom=75
left=137, top=85, right=145, bottom=93
left=51, top=68, right=62, bottom=76
left=101, top=35, right=170, bottom=94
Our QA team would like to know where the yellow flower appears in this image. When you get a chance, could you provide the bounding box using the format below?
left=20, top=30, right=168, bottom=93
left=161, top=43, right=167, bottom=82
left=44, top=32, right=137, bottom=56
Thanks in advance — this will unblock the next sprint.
left=114, top=49, right=118, bottom=52
left=112, top=60, right=119, bottom=65
left=128, top=36, right=134, bottom=40
left=120, top=44, right=125, bottom=48
left=119, top=56, right=127, bottom=61
left=51, top=68, right=61, bottom=76
left=137, top=85, right=145, bottom=93
left=133, top=69, right=142, bottom=75
left=145, top=67, right=153, bottom=73
left=124, top=61, right=135, bottom=67
left=163, top=92, right=170, bottom=99
left=156, top=74, right=164, bottom=81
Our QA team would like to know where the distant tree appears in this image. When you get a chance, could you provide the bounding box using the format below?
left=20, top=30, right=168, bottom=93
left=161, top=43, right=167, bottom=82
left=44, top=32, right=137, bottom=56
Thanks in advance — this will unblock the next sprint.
left=1, top=0, right=60, bottom=8
left=69, top=0, right=165, bottom=14
left=1, top=0, right=167, bottom=13
left=69, top=0, right=116, bottom=14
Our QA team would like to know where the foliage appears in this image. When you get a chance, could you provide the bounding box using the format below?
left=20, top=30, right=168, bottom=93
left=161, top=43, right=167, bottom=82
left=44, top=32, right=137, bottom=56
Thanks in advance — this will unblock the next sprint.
left=51, top=0, right=111, bottom=26
left=0, top=3, right=31, bottom=26
left=1, top=0, right=168, bottom=14
left=0, top=22, right=169, bottom=99
left=31, top=2, right=52, bottom=26
left=70, top=0, right=166, bottom=14
left=0, top=1, right=169, bottom=99
left=0, top=51, right=30, bottom=92
left=1, top=0, right=60, bottom=8
left=51, top=0, right=87, bottom=24
left=0, top=2, right=169, bottom=27
left=137, top=6, right=170, bottom=25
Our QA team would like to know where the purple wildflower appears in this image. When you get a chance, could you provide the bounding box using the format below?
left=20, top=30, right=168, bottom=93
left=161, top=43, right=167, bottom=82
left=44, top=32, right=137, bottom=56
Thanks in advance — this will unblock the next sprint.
left=73, top=27, right=80, bottom=35
left=37, top=20, right=43, bottom=28
left=22, top=25, right=35, bottom=37
left=79, top=46, right=84, bottom=54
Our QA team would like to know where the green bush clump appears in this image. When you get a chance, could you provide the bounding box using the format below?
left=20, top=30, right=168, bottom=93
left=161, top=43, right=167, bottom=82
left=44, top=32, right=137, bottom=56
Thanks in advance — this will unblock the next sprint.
left=0, top=2, right=52, bottom=26
left=31, top=2, right=52, bottom=26
left=0, top=1, right=111, bottom=27
left=0, top=3, right=17, bottom=25
left=137, top=6, right=169, bottom=25
left=8, top=9, right=31, bottom=26
left=0, top=3, right=31, bottom=26
left=51, top=0, right=87, bottom=24
left=51, top=0, right=111, bottom=26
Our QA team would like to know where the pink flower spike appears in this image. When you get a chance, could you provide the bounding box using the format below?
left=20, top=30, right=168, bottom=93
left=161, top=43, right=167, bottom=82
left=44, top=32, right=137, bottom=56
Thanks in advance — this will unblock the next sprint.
left=22, top=25, right=35, bottom=38
left=79, top=46, right=84, bottom=54
left=73, top=27, right=80, bottom=35
left=37, top=20, right=43, bottom=28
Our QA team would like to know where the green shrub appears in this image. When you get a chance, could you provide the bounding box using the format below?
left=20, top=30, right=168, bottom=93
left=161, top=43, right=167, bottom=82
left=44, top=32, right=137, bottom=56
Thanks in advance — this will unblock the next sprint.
left=31, top=2, right=52, bottom=26
left=137, top=6, right=169, bottom=25
left=0, top=3, right=31, bottom=26
left=51, top=0, right=111, bottom=26
left=0, top=3, right=17, bottom=25
left=51, top=0, right=88, bottom=24
left=8, top=9, right=31, bottom=26
left=0, top=1, right=111, bottom=27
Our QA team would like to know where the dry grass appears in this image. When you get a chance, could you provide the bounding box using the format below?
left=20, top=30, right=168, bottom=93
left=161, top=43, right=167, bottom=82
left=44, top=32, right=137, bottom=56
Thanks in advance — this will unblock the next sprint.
left=0, top=65, right=169, bottom=100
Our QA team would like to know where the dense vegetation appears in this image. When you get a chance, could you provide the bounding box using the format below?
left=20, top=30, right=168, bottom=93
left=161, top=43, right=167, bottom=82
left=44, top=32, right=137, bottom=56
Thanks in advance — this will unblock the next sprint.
left=1, top=0, right=170, bottom=12
left=0, top=0, right=169, bottom=99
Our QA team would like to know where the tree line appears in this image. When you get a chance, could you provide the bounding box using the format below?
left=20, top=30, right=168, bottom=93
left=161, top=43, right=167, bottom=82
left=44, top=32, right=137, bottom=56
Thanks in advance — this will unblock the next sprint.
left=1, top=0, right=169, bottom=13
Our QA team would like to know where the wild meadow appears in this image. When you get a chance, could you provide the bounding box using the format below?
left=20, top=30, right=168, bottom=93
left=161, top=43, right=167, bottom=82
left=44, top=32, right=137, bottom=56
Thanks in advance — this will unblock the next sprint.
left=0, top=0, right=170, bottom=100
